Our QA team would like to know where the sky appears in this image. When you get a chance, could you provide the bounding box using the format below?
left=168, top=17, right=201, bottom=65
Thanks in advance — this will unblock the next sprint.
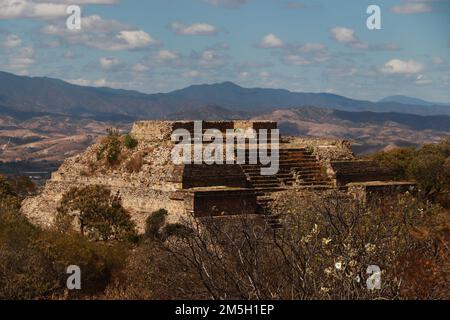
left=0, top=0, right=449, bottom=102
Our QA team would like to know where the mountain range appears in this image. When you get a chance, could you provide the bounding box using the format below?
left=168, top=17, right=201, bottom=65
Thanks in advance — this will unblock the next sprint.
left=379, top=95, right=450, bottom=107
left=1, top=71, right=449, bottom=119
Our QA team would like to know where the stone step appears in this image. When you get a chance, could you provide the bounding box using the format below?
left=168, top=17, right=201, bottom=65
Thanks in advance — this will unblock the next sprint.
left=258, top=199, right=274, bottom=205
left=251, top=182, right=280, bottom=187
left=254, top=187, right=285, bottom=194
left=297, top=180, right=332, bottom=185
left=242, top=164, right=321, bottom=171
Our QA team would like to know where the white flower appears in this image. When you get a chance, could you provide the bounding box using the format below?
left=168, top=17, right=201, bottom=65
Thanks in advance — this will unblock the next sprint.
left=322, top=238, right=332, bottom=245
left=335, top=262, right=343, bottom=270
left=365, top=243, right=376, bottom=253
left=320, top=287, right=330, bottom=293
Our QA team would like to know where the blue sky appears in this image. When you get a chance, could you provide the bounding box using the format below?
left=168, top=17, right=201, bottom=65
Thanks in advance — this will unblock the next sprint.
left=0, top=0, right=449, bottom=102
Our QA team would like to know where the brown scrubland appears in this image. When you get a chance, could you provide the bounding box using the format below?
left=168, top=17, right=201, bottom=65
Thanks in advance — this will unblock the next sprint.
left=0, top=138, right=449, bottom=300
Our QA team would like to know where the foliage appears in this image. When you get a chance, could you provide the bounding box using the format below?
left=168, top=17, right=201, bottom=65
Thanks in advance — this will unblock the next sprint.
left=110, top=191, right=449, bottom=300
left=96, top=128, right=122, bottom=165
left=106, top=128, right=121, bottom=165
left=0, top=199, right=128, bottom=299
left=369, top=138, right=450, bottom=197
left=124, top=134, right=138, bottom=149
left=56, top=185, right=137, bottom=242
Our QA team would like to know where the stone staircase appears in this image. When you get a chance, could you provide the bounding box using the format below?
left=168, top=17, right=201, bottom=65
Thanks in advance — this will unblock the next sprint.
left=238, top=147, right=333, bottom=230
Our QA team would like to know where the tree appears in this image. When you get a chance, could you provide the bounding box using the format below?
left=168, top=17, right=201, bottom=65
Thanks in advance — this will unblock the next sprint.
left=56, top=185, right=136, bottom=242
left=370, top=138, right=450, bottom=198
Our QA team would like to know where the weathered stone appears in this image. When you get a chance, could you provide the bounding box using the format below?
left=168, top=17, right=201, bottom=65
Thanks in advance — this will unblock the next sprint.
left=21, top=120, right=414, bottom=233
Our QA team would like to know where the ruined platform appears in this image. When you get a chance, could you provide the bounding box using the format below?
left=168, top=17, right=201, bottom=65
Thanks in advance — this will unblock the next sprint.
left=21, top=120, right=414, bottom=232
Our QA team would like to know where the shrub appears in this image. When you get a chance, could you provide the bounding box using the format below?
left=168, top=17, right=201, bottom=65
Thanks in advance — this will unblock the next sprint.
left=124, top=134, right=138, bottom=149
left=162, top=223, right=193, bottom=239
left=369, top=138, right=450, bottom=197
left=96, top=127, right=122, bottom=165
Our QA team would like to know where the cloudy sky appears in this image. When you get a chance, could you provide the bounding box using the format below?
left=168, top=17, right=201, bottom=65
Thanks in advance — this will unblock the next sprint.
left=0, top=0, right=449, bottom=102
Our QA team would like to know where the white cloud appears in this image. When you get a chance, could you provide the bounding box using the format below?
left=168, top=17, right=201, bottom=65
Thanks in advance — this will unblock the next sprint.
left=282, top=42, right=329, bottom=65
left=283, top=54, right=311, bottom=66
left=257, top=33, right=284, bottom=48
left=66, top=78, right=92, bottom=86
left=100, top=56, right=120, bottom=70
left=66, top=77, right=122, bottom=88
left=182, top=70, right=205, bottom=78
left=170, top=22, right=217, bottom=36
left=41, top=15, right=157, bottom=51
left=391, top=2, right=432, bottom=14
left=132, top=63, right=149, bottom=73
left=330, top=27, right=368, bottom=49
left=415, top=74, right=432, bottom=85
left=380, top=59, right=425, bottom=74
left=196, top=49, right=227, bottom=69
left=3, top=34, right=22, bottom=48
left=239, top=71, right=249, bottom=79
left=154, top=49, right=179, bottom=61
left=115, top=30, right=154, bottom=50
left=7, top=46, right=35, bottom=71
left=0, top=0, right=118, bottom=20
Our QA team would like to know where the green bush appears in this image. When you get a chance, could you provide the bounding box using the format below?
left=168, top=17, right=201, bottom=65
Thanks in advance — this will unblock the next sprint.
left=369, top=138, right=450, bottom=197
left=124, top=134, right=138, bottom=149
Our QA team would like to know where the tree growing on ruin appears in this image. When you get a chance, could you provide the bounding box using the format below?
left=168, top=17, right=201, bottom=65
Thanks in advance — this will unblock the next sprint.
left=56, top=185, right=137, bottom=242
left=124, top=134, right=138, bottom=149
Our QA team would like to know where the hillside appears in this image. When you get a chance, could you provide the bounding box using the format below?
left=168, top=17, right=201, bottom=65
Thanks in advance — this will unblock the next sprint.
left=253, top=107, right=450, bottom=154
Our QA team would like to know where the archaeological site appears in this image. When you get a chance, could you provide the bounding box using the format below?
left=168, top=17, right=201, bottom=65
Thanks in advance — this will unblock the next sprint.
left=21, top=120, right=415, bottom=232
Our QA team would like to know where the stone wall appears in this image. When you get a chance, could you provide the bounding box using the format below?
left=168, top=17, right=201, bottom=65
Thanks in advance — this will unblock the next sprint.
left=347, top=182, right=416, bottom=203
left=183, top=164, right=249, bottom=189
left=193, top=189, right=257, bottom=217
left=330, top=160, right=395, bottom=186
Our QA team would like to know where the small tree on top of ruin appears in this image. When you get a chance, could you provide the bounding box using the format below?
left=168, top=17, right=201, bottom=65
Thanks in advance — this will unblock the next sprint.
left=56, top=185, right=137, bottom=242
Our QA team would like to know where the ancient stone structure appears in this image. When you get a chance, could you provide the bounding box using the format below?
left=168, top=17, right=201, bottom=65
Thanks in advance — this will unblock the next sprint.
left=21, top=120, right=414, bottom=232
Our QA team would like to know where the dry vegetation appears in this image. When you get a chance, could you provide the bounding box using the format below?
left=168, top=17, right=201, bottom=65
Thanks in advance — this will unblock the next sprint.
left=0, top=139, right=449, bottom=300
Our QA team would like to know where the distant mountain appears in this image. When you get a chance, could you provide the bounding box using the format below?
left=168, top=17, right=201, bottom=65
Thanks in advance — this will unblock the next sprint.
left=1, top=71, right=450, bottom=118
left=166, top=105, right=251, bottom=120
left=379, top=95, right=449, bottom=107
